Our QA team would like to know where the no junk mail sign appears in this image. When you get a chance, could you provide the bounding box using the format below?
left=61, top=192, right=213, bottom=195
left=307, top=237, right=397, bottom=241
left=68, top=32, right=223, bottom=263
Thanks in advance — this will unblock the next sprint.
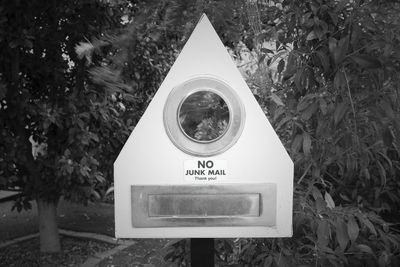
left=114, top=14, right=293, bottom=238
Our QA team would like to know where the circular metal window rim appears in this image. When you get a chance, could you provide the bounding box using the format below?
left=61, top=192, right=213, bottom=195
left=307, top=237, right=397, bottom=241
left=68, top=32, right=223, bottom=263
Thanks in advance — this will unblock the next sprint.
left=163, top=76, right=245, bottom=157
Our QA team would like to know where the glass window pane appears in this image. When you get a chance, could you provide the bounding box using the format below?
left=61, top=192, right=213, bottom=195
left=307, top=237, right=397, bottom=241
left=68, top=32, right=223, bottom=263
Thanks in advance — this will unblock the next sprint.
left=179, top=91, right=230, bottom=142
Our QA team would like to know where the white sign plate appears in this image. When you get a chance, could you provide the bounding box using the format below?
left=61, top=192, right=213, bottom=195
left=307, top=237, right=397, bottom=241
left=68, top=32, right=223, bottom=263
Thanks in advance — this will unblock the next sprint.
left=184, top=159, right=227, bottom=181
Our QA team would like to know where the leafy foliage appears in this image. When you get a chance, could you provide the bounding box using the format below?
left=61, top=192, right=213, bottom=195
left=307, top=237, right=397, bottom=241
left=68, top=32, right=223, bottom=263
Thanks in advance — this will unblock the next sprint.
left=161, top=0, right=400, bottom=266
left=162, top=239, right=190, bottom=267
left=0, top=0, right=128, bottom=206
left=233, top=0, right=400, bottom=266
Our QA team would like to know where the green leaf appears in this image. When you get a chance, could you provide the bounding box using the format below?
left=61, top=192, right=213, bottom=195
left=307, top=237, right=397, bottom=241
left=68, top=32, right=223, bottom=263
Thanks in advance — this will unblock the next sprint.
left=263, top=255, right=273, bottom=267
left=360, top=216, right=377, bottom=236
left=316, top=196, right=327, bottom=213
left=91, top=189, right=101, bottom=200
left=277, top=59, right=285, bottom=74
left=301, top=102, right=318, bottom=120
left=105, top=186, right=114, bottom=197
left=270, top=92, right=284, bottom=106
left=319, top=98, right=328, bottom=115
left=356, top=244, right=374, bottom=255
left=291, top=134, right=303, bottom=153
left=276, top=40, right=281, bottom=50
left=334, top=70, right=346, bottom=90
left=273, top=255, right=290, bottom=267
left=324, top=192, right=335, bottom=209
left=328, top=37, right=338, bottom=55
left=328, top=11, right=338, bottom=25
left=379, top=251, right=390, bottom=267
left=334, top=101, right=348, bottom=125
left=276, top=116, right=292, bottom=131
left=336, top=36, right=349, bottom=64
left=273, top=106, right=285, bottom=121
left=335, top=0, right=348, bottom=12
left=351, top=24, right=361, bottom=46
left=258, top=53, right=267, bottom=64
left=79, top=166, right=91, bottom=177
left=378, top=151, right=393, bottom=170
left=297, top=95, right=312, bottom=112
left=351, top=55, right=381, bottom=68
left=253, top=252, right=269, bottom=264
left=329, top=37, right=348, bottom=65
left=347, top=215, right=359, bottom=242
left=283, top=53, right=297, bottom=79
left=317, top=219, right=330, bottom=248
left=94, top=173, right=105, bottom=183
left=306, top=31, right=317, bottom=41
left=382, top=127, right=393, bottom=147
left=362, top=168, right=370, bottom=180
left=294, top=68, right=304, bottom=90
left=335, top=218, right=349, bottom=251
left=302, top=132, right=312, bottom=155
left=316, top=50, right=330, bottom=73
left=312, top=186, right=323, bottom=200
left=310, top=3, right=318, bottom=14
left=164, top=239, right=185, bottom=248
left=381, top=101, right=394, bottom=119
left=148, top=30, right=161, bottom=41
left=376, top=160, right=387, bottom=187
left=261, top=48, right=274, bottom=54
left=90, top=133, right=100, bottom=142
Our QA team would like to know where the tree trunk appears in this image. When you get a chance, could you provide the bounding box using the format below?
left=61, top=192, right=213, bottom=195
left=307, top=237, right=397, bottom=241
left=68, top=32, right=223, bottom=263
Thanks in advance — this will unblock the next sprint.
left=36, top=198, right=61, bottom=253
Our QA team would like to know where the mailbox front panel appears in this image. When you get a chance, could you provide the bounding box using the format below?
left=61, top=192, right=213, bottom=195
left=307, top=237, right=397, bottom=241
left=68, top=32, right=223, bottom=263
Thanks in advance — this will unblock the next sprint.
left=131, top=184, right=276, bottom=228
left=114, top=15, right=293, bottom=238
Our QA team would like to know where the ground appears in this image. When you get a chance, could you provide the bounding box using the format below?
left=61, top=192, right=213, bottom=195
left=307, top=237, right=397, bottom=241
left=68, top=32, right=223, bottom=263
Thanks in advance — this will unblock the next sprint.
left=0, top=197, right=115, bottom=241
left=0, top=235, right=115, bottom=267
left=0, top=196, right=176, bottom=266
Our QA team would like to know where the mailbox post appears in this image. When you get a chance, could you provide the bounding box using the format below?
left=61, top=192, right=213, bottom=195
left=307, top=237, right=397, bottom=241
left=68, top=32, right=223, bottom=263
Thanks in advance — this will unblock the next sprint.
left=191, top=238, right=214, bottom=266
left=114, top=14, right=293, bottom=265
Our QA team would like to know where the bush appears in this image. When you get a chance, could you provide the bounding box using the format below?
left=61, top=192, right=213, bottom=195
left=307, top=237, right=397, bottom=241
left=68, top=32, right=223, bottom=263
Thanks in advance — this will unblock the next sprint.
left=165, top=1, right=400, bottom=266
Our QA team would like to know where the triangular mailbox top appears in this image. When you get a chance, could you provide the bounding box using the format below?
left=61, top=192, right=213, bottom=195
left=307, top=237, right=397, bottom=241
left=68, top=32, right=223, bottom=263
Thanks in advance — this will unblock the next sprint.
left=114, top=14, right=293, bottom=238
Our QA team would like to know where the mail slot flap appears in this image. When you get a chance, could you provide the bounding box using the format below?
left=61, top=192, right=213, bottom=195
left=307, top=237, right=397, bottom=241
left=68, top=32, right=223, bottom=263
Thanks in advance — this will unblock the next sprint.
left=131, top=184, right=276, bottom=228
left=148, top=193, right=260, bottom=217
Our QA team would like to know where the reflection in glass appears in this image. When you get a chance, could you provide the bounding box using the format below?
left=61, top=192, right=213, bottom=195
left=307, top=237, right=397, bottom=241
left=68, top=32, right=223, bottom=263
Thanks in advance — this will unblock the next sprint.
left=178, top=91, right=230, bottom=142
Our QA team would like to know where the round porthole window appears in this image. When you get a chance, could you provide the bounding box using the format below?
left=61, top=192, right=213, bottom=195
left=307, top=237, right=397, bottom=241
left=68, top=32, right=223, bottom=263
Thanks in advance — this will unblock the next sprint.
left=164, top=77, right=245, bottom=156
left=178, top=90, right=230, bottom=142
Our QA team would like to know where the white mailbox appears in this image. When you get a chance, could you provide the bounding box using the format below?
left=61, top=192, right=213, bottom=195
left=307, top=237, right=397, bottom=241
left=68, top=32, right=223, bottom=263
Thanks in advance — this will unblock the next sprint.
left=114, top=14, right=293, bottom=238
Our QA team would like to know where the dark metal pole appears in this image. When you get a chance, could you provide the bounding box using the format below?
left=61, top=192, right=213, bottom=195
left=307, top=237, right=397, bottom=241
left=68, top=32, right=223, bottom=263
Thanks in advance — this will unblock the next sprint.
left=191, top=238, right=214, bottom=267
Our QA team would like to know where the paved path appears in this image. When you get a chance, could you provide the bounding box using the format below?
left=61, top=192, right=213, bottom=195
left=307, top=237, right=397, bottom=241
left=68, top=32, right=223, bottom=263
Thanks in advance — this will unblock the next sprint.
left=0, top=190, right=19, bottom=200
left=97, top=239, right=171, bottom=267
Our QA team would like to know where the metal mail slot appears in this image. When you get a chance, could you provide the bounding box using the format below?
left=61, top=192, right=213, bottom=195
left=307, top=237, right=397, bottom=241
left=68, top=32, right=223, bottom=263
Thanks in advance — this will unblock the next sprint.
left=148, top=193, right=260, bottom=217
left=131, top=184, right=276, bottom=228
